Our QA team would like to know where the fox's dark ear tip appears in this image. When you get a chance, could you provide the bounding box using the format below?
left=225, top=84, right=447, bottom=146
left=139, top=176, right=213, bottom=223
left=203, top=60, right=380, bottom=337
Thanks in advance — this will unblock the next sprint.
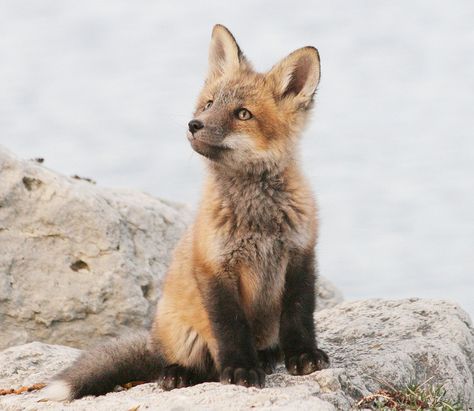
left=213, top=24, right=226, bottom=30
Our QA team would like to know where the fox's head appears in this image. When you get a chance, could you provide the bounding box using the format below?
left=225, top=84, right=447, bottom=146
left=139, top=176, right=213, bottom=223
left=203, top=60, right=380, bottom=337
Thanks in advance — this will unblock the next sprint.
left=187, top=25, right=320, bottom=173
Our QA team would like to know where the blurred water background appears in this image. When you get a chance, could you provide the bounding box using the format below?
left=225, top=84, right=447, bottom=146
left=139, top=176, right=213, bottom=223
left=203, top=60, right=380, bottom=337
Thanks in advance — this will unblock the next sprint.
left=1, top=1, right=473, bottom=316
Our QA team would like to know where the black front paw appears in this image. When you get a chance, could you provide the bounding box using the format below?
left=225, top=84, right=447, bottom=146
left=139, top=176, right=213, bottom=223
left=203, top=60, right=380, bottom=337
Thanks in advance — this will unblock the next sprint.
left=258, top=346, right=282, bottom=375
left=285, top=348, right=329, bottom=375
left=159, top=364, right=199, bottom=390
left=220, top=366, right=265, bottom=388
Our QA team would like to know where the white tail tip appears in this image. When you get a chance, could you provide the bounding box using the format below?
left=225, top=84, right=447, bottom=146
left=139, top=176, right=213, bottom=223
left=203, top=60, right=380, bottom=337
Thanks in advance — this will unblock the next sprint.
left=40, top=380, right=72, bottom=402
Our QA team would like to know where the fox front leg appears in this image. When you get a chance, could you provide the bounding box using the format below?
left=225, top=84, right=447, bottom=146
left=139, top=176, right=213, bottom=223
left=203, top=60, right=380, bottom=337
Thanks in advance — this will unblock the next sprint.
left=280, top=250, right=329, bottom=375
left=205, top=277, right=265, bottom=388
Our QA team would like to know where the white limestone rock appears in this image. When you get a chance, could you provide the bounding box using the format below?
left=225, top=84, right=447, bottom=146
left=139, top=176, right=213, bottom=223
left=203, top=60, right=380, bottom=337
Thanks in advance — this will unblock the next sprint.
left=0, top=145, right=191, bottom=350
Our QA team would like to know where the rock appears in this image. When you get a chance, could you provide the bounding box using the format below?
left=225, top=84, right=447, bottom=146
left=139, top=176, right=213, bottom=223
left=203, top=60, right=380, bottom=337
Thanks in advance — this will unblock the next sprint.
left=0, top=145, right=343, bottom=350
left=0, top=298, right=472, bottom=410
left=315, top=298, right=474, bottom=409
left=316, top=276, right=343, bottom=311
left=0, top=145, right=192, bottom=350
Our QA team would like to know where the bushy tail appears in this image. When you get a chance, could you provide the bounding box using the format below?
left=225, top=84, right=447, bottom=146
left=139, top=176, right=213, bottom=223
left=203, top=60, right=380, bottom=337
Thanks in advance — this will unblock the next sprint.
left=42, top=332, right=164, bottom=401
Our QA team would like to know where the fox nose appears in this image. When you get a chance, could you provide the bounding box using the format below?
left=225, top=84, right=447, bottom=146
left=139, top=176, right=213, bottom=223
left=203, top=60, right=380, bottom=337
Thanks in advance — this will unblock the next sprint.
left=188, top=119, right=204, bottom=134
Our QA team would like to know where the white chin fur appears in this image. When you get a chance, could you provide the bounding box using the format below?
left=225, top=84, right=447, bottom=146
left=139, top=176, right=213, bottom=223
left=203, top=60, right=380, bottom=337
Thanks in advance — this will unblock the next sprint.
left=41, top=380, right=72, bottom=401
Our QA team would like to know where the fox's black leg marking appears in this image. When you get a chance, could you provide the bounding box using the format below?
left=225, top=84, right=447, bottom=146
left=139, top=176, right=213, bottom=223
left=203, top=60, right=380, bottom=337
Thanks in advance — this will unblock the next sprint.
left=205, top=277, right=265, bottom=388
left=280, top=250, right=329, bottom=375
left=258, top=346, right=283, bottom=374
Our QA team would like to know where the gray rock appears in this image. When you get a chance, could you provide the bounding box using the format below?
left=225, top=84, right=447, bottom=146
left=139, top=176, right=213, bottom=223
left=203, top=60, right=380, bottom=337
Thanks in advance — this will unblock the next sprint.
left=316, top=276, right=343, bottom=311
left=0, top=298, right=472, bottom=410
left=0, top=145, right=191, bottom=350
left=316, top=298, right=474, bottom=409
left=0, top=145, right=342, bottom=350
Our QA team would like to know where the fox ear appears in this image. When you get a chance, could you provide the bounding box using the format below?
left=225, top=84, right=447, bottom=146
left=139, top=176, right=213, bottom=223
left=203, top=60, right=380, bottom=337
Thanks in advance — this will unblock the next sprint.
left=267, top=47, right=320, bottom=106
left=208, top=24, right=247, bottom=79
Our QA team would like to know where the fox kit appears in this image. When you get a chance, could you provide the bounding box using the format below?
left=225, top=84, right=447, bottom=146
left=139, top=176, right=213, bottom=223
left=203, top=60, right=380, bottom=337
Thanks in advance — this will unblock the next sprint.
left=43, top=24, right=329, bottom=401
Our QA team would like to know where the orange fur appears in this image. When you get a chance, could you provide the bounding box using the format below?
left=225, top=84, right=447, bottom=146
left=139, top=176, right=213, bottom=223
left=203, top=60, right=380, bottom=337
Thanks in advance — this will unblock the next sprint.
left=150, top=25, right=321, bottom=374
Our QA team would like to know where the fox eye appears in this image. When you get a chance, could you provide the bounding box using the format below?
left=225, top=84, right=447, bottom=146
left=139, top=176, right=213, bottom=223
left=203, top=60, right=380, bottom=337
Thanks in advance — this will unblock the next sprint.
left=203, top=100, right=213, bottom=111
left=236, top=108, right=252, bottom=121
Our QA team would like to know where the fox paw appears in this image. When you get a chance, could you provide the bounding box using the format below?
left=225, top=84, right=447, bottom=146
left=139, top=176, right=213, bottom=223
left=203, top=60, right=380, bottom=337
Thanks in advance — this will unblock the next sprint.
left=285, top=348, right=329, bottom=375
left=220, top=366, right=265, bottom=388
left=159, top=364, right=198, bottom=390
left=258, top=346, right=282, bottom=375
